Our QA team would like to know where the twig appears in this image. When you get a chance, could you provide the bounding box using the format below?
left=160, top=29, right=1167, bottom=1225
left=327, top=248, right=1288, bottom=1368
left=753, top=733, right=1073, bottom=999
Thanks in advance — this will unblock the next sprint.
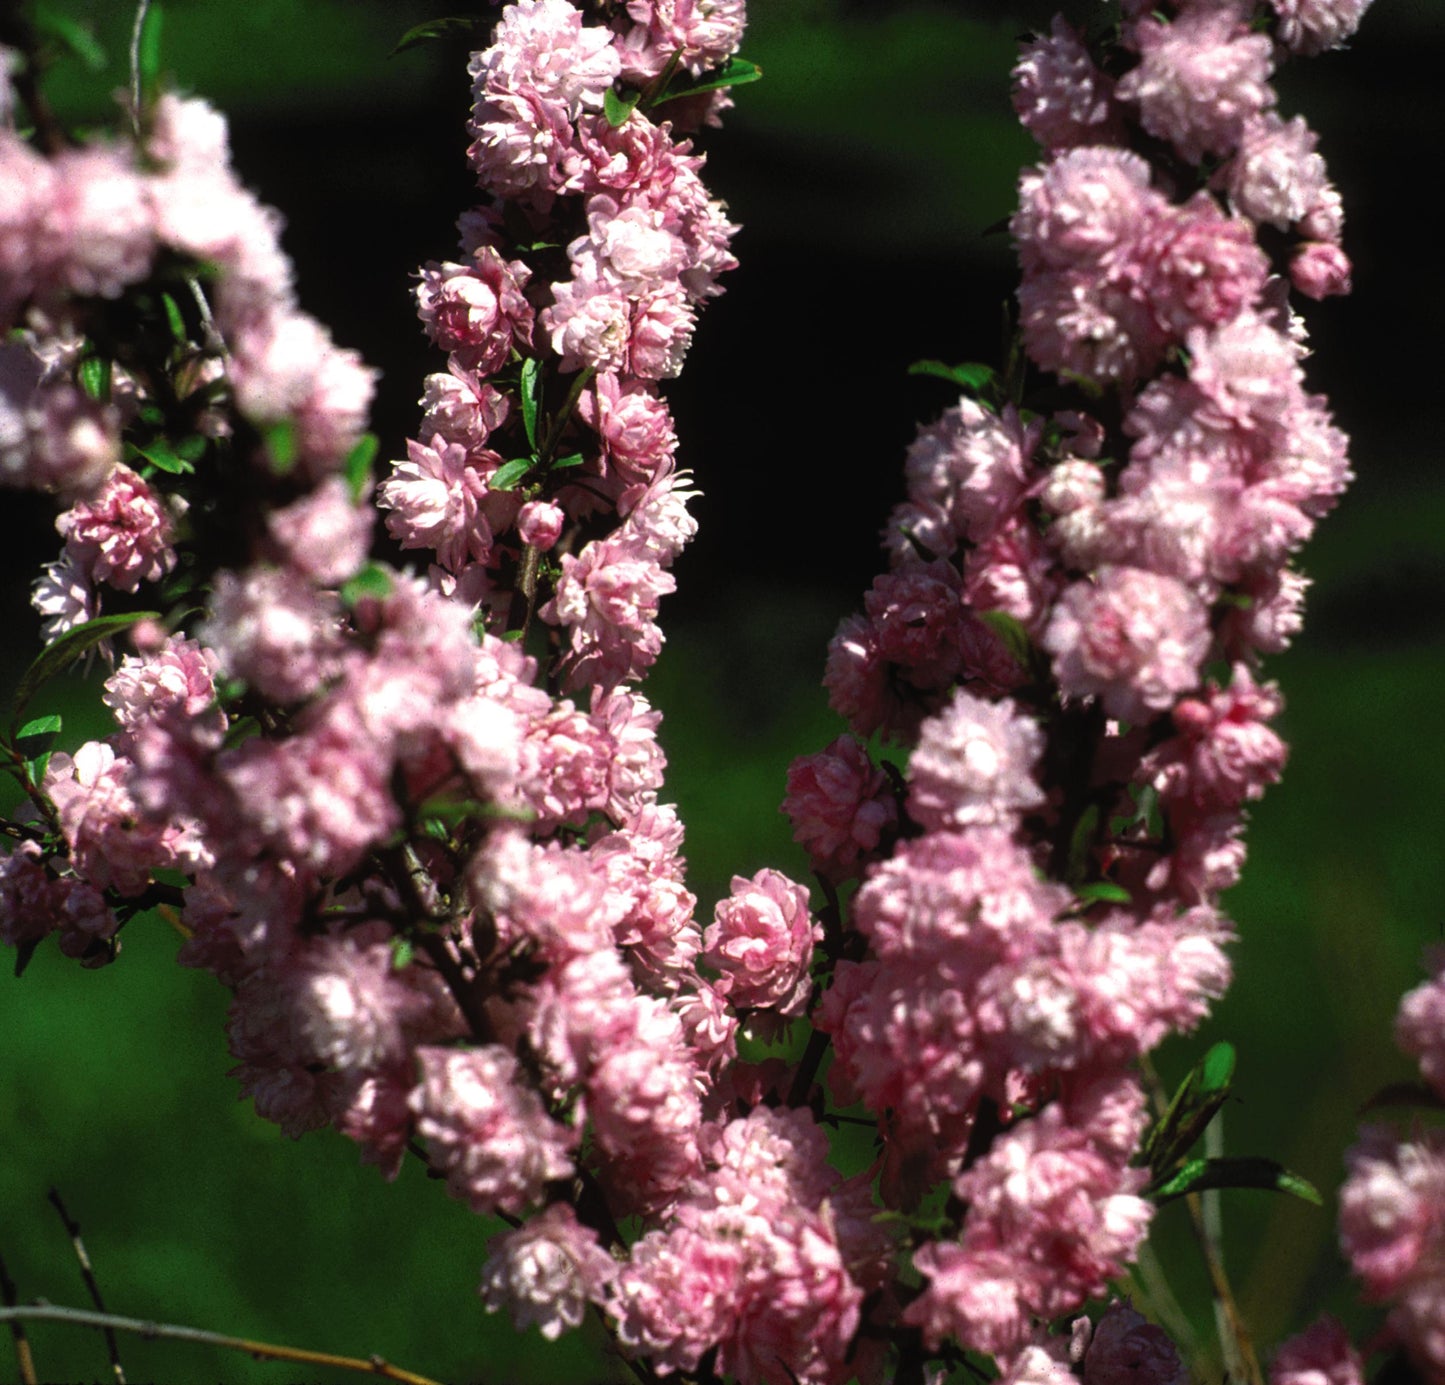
left=45, top=1189, right=124, bottom=1384
left=0, top=1304, right=443, bottom=1385
left=0, top=1251, right=39, bottom=1385
left=128, top=0, right=151, bottom=140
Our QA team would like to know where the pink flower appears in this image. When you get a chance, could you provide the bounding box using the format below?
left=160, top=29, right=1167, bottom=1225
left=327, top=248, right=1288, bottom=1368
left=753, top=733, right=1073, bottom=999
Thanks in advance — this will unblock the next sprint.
left=704, top=869, right=819, bottom=1016
left=480, top=1203, right=616, bottom=1342
left=1043, top=567, right=1211, bottom=724
left=1397, top=949, right=1445, bottom=1101
left=1270, top=1316, right=1365, bottom=1385
left=1269, top=0, right=1376, bottom=56
left=476, top=0, right=621, bottom=118
left=410, top=1044, right=576, bottom=1216
left=378, top=434, right=504, bottom=571
left=1012, top=18, right=1123, bottom=150
left=415, top=251, right=534, bottom=373
left=43, top=144, right=156, bottom=300
left=56, top=464, right=175, bottom=593
left=781, top=735, right=898, bottom=881
left=1225, top=114, right=1329, bottom=230
left=1082, top=1301, right=1187, bottom=1385
left=907, top=690, right=1046, bottom=831
left=1116, top=6, right=1275, bottom=163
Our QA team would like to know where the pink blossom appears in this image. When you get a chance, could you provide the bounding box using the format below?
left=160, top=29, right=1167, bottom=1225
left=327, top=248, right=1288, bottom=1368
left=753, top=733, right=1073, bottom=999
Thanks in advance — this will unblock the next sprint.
left=268, top=477, right=374, bottom=586
left=1270, top=1316, right=1365, bottom=1385
left=43, top=144, right=156, bottom=300
left=1043, top=567, right=1211, bottom=724
left=415, top=251, right=534, bottom=373
left=56, top=464, right=175, bottom=593
left=907, top=690, right=1046, bottom=831
left=102, top=636, right=224, bottom=747
left=31, top=556, right=96, bottom=645
left=480, top=1203, right=617, bottom=1342
left=1117, top=6, right=1276, bottom=163
left=1225, top=115, right=1329, bottom=230
left=1397, top=949, right=1445, bottom=1101
left=411, top=1044, right=576, bottom=1216
left=704, top=869, right=819, bottom=1016
left=781, top=735, right=898, bottom=881
left=1, top=343, right=119, bottom=496
left=1012, top=18, right=1123, bottom=150
left=517, top=499, right=565, bottom=550
left=1291, top=241, right=1352, bottom=300
left=617, top=0, right=747, bottom=81
left=476, top=0, right=621, bottom=117
left=468, top=89, right=573, bottom=204
left=580, top=373, right=678, bottom=485
left=378, top=434, right=504, bottom=571
left=419, top=365, right=510, bottom=448
left=1269, top=0, right=1376, bottom=56
left=1082, top=1301, right=1187, bottom=1385
left=1339, top=1124, right=1445, bottom=1300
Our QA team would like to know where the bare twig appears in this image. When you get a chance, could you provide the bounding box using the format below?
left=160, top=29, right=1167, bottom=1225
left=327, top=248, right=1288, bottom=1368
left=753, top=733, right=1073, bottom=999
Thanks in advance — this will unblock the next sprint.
left=0, top=1251, right=39, bottom=1385
left=0, top=1304, right=443, bottom=1385
left=45, top=1189, right=125, bottom=1384
left=128, top=0, right=151, bottom=139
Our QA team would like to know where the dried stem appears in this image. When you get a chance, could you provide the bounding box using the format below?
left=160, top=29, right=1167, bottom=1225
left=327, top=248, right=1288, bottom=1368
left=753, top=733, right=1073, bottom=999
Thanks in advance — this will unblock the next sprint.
left=0, top=1251, right=39, bottom=1385
left=45, top=1189, right=125, bottom=1384
left=0, top=1305, right=442, bottom=1385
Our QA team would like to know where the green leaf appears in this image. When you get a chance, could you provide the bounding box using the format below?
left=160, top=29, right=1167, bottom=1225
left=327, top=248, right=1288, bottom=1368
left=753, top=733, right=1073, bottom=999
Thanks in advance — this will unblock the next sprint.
left=340, top=562, right=394, bottom=607
left=1148, top=1155, right=1321, bottom=1208
left=979, top=609, right=1032, bottom=667
left=1075, top=881, right=1131, bottom=905
left=908, top=360, right=998, bottom=395
left=391, top=16, right=487, bottom=58
left=345, top=433, right=379, bottom=501
left=489, top=456, right=534, bottom=493
left=33, top=5, right=107, bottom=71
left=127, top=438, right=192, bottom=475
left=175, top=434, right=207, bottom=463
left=16, top=714, right=63, bottom=784
left=520, top=357, right=541, bottom=453
left=263, top=420, right=298, bottom=476
left=551, top=451, right=585, bottom=470
left=1065, top=803, right=1100, bottom=885
left=604, top=87, right=642, bottom=127
left=78, top=356, right=112, bottom=403
left=9, top=613, right=160, bottom=732
left=390, top=936, right=415, bottom=971
left=654, top=55, right=762, bottom=106
left=1140, top=1041, right=1237, bottom=1173
left=160, top=290, right=187, bottom=344
left=137, top=2, right=165, bottom=93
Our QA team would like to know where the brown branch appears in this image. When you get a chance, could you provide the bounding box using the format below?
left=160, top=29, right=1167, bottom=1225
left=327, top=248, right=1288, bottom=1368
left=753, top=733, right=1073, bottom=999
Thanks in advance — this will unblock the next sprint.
left=0, top=1251, right=39, bottom=1385
left=46, top=1189, right=125, bottom=1384
left=0, top=1305, right=443, bottom=1385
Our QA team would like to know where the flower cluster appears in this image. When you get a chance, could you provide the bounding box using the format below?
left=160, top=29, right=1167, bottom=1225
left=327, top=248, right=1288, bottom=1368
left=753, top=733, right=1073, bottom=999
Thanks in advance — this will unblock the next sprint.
left=0, top=2, right=1412, bottom=1383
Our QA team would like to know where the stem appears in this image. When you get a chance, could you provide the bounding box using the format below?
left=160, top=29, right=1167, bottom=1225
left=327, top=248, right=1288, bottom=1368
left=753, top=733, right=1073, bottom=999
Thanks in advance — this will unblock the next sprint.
left=0, top=1305, right=442, bottom=1385
left=46, top=1189, right=125, bottom=1384
left=0, top=1252, right=39, bottom=1385
left=128, top=0, right=151, bottom=140
left=786, top=1027, right=831, bottom=1109
left=536, top=366, right=595, bottom=465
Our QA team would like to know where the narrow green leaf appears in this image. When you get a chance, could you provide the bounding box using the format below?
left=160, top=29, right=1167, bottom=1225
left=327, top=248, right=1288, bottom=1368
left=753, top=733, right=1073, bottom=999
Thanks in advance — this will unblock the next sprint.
left=604, top=87, right=642, bottom=127
left=33, top=6, right=107, bottom=71
left=340, top=563, right=394, bottom=607
left=908, top=360, right=998, bottom=394
left=1148, top=1155, right=1322, bottom=1207
left=78, top=356, right=112, bottom=403
left=175, top=434, right=207, bottom=463
left=263, top=420, right=298, bottom=476
left=520, top=357, right=541, bottom=453
left=390, top=16, right=486, bottom=57
left=345, top=433, right=379, bottom=501
left=1075, top=881, right=1131, bottom=905
left=489, top=456, right=534, bottom=493
left=138, top=2, right=165, bottom=91
left=1065, top=803, right=1100, bottom=885
left=128, top=438, right=191, bottom=475
left=1140, top=1041, right=1237, bottom=1173
left=551, top=451, right=585, bottom=470
left=16, top=713, right=63, bottom=783
left=160, top=290, right=187, bottom=344
left=979, top=609, right=1032, bottom=667
left=390, top=937, right=415, bottom=971
left=9, top=613, right=160, bottom=731
left=654, top=55, right=762, bottom=105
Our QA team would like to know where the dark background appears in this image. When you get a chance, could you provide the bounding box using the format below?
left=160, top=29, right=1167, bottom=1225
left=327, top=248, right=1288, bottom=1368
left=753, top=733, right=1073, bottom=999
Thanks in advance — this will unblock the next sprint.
left=2, top=3, right=1442, bottom=1381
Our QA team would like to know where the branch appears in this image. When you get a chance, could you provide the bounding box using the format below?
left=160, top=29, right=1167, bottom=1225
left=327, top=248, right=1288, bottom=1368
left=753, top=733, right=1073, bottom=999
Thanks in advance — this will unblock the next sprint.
left=0, top=1252, right=38, bottom=1385
left=46, top=1189, right=125, bottom=1384
left=0, top=1305, right=443, bottom=1385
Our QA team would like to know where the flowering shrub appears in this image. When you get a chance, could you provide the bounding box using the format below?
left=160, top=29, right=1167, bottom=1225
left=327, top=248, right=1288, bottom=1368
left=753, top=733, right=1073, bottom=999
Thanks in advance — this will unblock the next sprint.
left=2, top=2, right=1440, bottom=1385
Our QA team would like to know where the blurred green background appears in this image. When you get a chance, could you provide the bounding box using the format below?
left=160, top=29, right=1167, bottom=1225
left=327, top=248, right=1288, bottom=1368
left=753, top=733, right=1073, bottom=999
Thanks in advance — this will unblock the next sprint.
left=3, top=2, right=1444, bottom=1381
